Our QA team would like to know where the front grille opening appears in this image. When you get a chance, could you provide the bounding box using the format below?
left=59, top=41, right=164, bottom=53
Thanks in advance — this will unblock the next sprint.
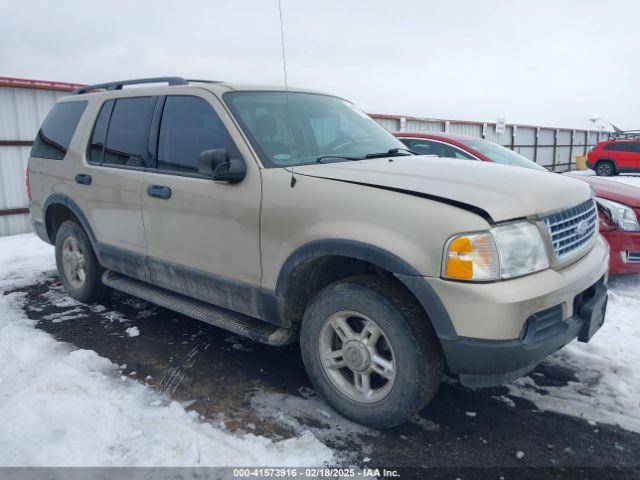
left=541, top=199, right=598, bottom=260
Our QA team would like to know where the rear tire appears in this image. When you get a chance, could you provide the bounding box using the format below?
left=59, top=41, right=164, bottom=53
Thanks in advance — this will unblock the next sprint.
left=55, top=220, right=108, bottom=303
left=300, top=276, right=444, bottom=429
left=595, top=160, right=616, bottom=176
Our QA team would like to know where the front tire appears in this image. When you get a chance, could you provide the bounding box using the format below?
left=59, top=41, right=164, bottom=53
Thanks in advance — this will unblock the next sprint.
left=300, top=276, right=444, bottom=429
left=55, top=220, right=108, bottom=303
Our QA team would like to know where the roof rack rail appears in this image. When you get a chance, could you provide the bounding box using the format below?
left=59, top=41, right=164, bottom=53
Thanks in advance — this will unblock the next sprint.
left=72, top=76, right=189, bottom=94
left=610, top=130, right=640, bottom=140
left=185, top=79, right=225, bottom=84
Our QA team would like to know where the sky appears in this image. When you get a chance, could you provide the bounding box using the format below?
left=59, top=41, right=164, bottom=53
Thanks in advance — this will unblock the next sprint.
left=1, top=0, right=638, bottom=130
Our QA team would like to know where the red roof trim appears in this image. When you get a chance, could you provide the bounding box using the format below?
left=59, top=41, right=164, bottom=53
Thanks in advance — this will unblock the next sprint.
left=0, top=76, right=86, bottom=92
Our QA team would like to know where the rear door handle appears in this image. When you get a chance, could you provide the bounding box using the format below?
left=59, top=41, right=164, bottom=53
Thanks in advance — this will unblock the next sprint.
left=146, top=185, right=172, bottom=200
left=75, top=174, right=92, bottom=185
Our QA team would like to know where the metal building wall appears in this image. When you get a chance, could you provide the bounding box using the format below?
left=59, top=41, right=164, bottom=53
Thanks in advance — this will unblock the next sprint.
left=0, top=77, right=80, bottom=237
left=372, top=113, right=612, bottom=172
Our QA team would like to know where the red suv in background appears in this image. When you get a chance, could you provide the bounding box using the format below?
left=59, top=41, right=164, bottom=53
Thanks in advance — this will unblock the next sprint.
left=395, top=132, right=640, bottom=275
left=587, top=134, right=640, bottom=176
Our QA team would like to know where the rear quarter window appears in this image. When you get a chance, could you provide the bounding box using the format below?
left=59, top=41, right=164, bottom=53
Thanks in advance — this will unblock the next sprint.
left=30, top=101, right=87, bottom=160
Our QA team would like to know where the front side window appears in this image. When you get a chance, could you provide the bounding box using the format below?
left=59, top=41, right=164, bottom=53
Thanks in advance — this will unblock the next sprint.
left=103, top=97, right=155, bottom=167
left=224, top=92, right=406, bottom=167
left=157, top=96, right=238, bottom=173
left=460, top=139, right=547, bottom=171
left=31, top=101, right=87, bottom=160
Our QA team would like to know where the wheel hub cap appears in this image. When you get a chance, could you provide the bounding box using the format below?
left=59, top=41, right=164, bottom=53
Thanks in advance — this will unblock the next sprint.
left=319, top=310, right=396, bottom=404
left=343, top=340, right=371, bottom=372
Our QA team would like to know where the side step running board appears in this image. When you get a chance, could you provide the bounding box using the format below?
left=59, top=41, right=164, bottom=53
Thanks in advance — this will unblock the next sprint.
left=102, top=270, right=297, bottom=346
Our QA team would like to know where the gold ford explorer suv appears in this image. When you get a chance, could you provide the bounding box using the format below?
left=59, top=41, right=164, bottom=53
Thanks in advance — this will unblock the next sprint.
left=28, top=77, right=609, bottom=428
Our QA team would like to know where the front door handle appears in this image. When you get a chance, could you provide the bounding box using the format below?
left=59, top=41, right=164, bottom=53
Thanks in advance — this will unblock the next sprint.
left=75, top=174, right=92, bottom=185
left=147, top=185, right=172, bottom=200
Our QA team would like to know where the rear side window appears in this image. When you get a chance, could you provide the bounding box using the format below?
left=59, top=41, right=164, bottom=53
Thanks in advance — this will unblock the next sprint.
left=156, top=96, right=237, bottom=173
left=31, top=101, right=87, bottom=160
left=102, top=97, right=155, bottom=167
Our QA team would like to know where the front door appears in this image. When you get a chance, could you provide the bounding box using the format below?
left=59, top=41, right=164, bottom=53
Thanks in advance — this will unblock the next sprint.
left=141, top=92, right=262, bottom=316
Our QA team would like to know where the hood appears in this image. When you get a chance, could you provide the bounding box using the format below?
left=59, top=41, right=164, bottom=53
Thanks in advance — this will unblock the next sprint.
left=294, top=156, right=593, bottom=222
left=564, top=173, right=640, bottom=208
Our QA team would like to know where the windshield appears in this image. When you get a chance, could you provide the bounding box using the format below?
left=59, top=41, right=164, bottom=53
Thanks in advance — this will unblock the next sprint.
left=224, top=91, right=406, bottom=167
left=460, top=139, right=547, bottom=171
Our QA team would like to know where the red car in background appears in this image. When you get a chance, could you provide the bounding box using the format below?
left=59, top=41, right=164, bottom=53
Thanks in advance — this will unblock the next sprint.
left=586, top=133, right=640, bottom=176
left=395, top=132, right=640, bottom=275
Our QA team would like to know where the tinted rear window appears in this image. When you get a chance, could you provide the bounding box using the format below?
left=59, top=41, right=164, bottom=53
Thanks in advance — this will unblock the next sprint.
left=31, top=101, right=87, bottom=160
left=103, top=97, right=155, bottom=167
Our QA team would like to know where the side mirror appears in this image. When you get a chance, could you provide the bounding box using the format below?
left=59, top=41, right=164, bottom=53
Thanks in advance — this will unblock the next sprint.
left=198, top=149, right=246, bottom=183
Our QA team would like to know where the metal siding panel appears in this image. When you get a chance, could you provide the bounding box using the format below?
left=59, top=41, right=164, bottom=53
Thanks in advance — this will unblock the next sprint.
left=516, top=127, right=536, bottom=146
left=514, top=146, right=535, bottom=161
left=0, top=146, right=30, bottom=209
left=449, top=123, right=482, bottom=137
left=0, top=213, right=32, bottom=236
left=0, top=87, right=65, bottom=141
left=405, top=120, right=444, bottom=132
left=485, top=124, right=512, bottom=145
left=373, top=117, right=399, bottom=132
left=557, top=130, right=571, bottom=145
left=537, top=146, right=555, bottom=167
left=0, top=88, right=20, bottom=139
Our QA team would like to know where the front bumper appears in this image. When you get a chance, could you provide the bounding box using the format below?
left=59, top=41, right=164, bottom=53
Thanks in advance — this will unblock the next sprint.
left=427, top=235, right=610, bottom=387
left=602, top=229, right=640, bottom=275
left=442, top=277, right=606, bottom=387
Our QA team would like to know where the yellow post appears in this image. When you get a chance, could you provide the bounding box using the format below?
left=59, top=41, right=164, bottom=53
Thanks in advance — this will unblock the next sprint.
left=575, top=155, right=588, bottom=170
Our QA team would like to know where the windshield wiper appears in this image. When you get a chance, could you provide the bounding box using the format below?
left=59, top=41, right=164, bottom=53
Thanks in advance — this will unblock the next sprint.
left=316, top=155, right=364, bottom=163
left=316, top=148, right=414, bottom=163
left=363, top=147, right=415, bottom=159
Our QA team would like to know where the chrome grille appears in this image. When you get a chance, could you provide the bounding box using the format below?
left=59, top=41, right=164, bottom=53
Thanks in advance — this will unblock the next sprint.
left=541, top=199, right=598, bottom=260
left=627, top=252, right=640, bottom=264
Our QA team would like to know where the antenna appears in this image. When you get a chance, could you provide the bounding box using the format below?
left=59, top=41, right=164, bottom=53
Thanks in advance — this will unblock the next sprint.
left=278, top=0, right=289, bottom=93
left=278, top=0, right=297, bottom=187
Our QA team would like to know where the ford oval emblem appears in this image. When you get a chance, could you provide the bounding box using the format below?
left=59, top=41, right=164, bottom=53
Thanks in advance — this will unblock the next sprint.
left=575, top=220, right=588, bottom=236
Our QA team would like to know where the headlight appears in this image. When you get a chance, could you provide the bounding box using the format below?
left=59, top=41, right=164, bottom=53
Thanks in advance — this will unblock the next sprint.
left=596, top=198, right=640, bottom=232
left=443, top=221, right=549, bottom=281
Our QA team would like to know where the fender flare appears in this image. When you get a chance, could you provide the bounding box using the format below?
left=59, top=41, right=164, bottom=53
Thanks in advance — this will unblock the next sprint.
left=43, top=193, right=97, bottom=246
left=275, top=239, right=458, bottom=341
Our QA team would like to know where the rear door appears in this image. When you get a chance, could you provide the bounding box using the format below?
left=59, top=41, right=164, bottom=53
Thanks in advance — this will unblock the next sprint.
left=140, top=92, right=262, bottom=315
left=628, top=142, right=640, bottom=171
left=602, top=142, right=637, bottom=171
left=76, top=96, right=155, bottom=279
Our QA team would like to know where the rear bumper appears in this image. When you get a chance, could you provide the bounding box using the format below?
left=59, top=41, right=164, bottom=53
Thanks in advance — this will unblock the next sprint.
left=603, top=229, right=640, bottom=275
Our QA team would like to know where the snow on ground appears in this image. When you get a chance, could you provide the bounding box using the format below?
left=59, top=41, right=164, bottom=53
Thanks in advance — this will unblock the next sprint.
left=508, top=274, right=640, bottom=433
left=0, top=233, right=333, bottom=466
